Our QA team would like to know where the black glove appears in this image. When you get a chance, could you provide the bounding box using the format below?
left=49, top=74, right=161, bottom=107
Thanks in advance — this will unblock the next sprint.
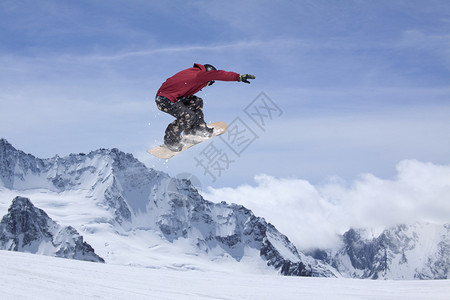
left=239, top=74, right=256, bottom=84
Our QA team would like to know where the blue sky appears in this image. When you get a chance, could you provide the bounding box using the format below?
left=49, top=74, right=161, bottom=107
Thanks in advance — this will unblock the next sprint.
left=1, top=0, right=449, bottom=190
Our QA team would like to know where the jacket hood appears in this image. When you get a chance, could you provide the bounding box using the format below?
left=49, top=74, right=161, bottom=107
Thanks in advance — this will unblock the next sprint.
left=193, top=63, right=206, bottom=71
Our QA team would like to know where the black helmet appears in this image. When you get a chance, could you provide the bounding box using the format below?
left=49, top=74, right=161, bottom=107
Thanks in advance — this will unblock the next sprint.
left=204, top=64, right=216, bottom=86
left=204, top=64, right=216, bottom=71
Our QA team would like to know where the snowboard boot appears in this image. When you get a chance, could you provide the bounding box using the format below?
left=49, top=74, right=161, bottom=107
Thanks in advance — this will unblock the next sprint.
left=197, top=126, right=214, bottom=138
left=164, top=141, right=183, bottom=152
left=184, top=126, right=213, bottom=138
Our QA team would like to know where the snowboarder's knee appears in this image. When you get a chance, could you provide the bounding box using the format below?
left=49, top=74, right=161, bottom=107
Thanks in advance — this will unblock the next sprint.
left=180, top=112, right=197, bottom=128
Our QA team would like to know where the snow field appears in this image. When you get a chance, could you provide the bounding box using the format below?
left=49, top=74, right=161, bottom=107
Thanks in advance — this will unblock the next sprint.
left=1, top=250, right=449, bottom=300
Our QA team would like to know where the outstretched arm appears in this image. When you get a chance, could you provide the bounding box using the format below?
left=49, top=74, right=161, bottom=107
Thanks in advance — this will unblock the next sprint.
left=199, top=70, right=256, bottom=84
left=200, top=70, right=240, bottom=82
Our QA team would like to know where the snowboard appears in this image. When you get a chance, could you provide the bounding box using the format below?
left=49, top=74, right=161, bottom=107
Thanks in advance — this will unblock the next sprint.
left=147, top=121, right=228, bottom=159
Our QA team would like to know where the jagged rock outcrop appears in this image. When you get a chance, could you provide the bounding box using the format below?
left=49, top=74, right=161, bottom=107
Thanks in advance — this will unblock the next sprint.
left=146, top=176, right=333, bottom=276
left=0, top=196, right=104, bottom=262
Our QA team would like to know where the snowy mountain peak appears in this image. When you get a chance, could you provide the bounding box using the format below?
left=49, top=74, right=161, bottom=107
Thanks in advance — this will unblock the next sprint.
left=0, top=140, right=332, bottom=276
left=0, top=139, right=39, bottom=188
left=0, top=140, right=159, bottom=224
left=312, top=223, right=450, bottom=280
left=0, top=196, right=104, bottom=262
left=6, top=140, right=447, bottom=279
left=0, top=138, right=12, bottom=149
left=0, top=138, right=34, bottom=160
left=9, top=195, right=33, bottom=210
left=2, top=196, right=51, bottom=242
left=0, top=138, right=17, bottom=152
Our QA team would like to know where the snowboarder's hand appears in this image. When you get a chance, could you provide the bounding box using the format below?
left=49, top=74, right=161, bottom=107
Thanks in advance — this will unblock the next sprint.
left=239, top=74, right=255, bottom=84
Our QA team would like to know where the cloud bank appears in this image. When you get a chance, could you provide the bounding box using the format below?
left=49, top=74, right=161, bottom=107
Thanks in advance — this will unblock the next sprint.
left=203, top=159, right=450, bottom=250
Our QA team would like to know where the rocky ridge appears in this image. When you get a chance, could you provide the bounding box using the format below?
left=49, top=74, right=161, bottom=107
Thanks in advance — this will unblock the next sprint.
left=0, top=196, right=104, bottom=262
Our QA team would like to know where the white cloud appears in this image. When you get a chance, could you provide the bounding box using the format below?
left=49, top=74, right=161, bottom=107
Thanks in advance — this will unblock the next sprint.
left=203, top=160, right=450, bottom=250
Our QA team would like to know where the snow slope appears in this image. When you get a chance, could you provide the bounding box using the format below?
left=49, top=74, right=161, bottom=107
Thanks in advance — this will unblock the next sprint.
left=1, top=250, right=449, bottom=300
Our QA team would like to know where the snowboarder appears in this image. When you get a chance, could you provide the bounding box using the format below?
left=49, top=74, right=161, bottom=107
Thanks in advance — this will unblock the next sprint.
left=155, top=63, right=255, bottom=151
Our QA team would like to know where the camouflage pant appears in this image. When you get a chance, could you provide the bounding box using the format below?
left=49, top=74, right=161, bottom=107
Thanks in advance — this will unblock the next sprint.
left=155, top=95, right=207, bottom=144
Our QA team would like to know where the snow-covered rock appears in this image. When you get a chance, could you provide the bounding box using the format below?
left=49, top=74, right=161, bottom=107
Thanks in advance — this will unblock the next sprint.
left=310, top=223, right=450, bottom=280
left=0, top=138, right=331, bottom=276
left=3, top=138, right=449, bottom=279
left=147, top=176, right=336, bottom=276
left=0, top=196, right=104, bottom=262
left=2, top=138, right=448, bottom=279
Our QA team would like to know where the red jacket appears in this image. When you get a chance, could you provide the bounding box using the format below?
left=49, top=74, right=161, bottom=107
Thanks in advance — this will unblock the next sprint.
left=157, top=63, right=240, bottom=103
